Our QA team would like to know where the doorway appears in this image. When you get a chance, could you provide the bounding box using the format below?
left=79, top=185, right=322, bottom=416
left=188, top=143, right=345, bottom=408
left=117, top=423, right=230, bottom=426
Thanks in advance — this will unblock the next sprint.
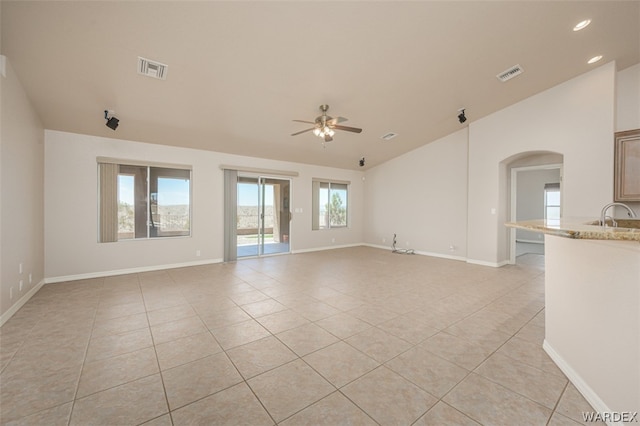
left=236, top=176, right=291, bottom=258
left=509, top=164, right=562, bottom=264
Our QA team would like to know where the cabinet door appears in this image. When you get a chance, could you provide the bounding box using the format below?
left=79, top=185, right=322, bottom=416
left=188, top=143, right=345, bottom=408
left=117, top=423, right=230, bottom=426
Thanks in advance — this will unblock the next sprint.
left=614, top=129, right=640, bottom=202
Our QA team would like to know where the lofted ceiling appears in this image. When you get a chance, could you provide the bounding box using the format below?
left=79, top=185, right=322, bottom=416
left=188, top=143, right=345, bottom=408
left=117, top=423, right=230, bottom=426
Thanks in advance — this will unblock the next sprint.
left=2, top=1, right=638, bottom=170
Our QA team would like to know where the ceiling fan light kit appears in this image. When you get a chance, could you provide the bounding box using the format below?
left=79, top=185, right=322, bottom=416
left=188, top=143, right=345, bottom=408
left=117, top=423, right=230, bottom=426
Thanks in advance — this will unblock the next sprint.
left=292, top=104, right=362, bottom=146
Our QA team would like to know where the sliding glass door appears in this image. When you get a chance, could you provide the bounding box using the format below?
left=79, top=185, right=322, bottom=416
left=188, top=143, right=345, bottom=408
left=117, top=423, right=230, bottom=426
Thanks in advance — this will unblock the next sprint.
left=237, top=176, right=290, bottom=258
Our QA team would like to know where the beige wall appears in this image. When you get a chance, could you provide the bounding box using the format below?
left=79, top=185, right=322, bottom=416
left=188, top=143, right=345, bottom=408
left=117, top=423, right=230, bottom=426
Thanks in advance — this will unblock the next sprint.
left=467, top=62, right=616, bottom=265
left=544, top=236, right=640, bottom=414
left=0, top=58, right=45, bottom=323
left=365, top=62, right=628, bottom=266
left=363, top=129, right=468, bottom=259
left=44, top=131, right=364, bottom=280
left=616, top=63, right=640, bottom=133
left=3, top=58, right=638, bottom=320
left=615, top=63, right=640, bottom=215
left=515, top=168, right=561, bottom=242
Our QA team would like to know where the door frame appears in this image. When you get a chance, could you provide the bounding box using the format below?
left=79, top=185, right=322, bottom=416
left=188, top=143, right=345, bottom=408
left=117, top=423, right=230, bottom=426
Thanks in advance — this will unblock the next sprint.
left=508, top=163, right=563, bottom=264
left=236, top=173, right=292, bottom=258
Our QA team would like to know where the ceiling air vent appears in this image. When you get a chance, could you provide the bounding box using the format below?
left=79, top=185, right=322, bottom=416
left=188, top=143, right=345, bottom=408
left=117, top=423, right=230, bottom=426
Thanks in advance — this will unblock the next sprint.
left=496, top=64, right=523, bottom=82
left=138, top=57, right=168, bottom=80
left=381, top=132, right=398, bottom=141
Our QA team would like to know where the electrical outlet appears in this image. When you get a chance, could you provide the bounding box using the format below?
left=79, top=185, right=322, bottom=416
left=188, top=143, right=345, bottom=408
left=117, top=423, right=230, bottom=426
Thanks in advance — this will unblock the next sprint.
left=196, top=250, right=201, bottom=257
left=19, top=263, right=23, bottom=274
left=406, top=241, right=410, bottom=247
left=382, top=237, right=386, bottom=243
left=19, top=280, right=23, bottom=291
left=331, top=238, right=336, bottom=243
left=29, top=273, right=32, bottom=284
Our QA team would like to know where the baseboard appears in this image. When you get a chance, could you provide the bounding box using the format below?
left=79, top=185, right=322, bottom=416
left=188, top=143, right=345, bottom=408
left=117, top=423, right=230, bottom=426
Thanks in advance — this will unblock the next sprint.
left=516, top=239, right=544, bottom=245
left=543, top=340, right=615, bottom=425
left=370, top=245, right=517, bottom=267
left=465, top=258, right=510, bottom=268
left=45, top=258, right=224, bottom=284
left=292, top=243, right=361, bottom=254
left=362, top=243, right=467, bottom=262
left=0, top=279, right=45, bottom=327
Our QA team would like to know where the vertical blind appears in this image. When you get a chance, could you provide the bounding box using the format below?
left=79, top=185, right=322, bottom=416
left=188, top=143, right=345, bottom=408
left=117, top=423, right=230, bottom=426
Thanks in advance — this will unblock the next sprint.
left=223, top=169, right=238, bottom=262
left=98, top=162, right=119, bottom=243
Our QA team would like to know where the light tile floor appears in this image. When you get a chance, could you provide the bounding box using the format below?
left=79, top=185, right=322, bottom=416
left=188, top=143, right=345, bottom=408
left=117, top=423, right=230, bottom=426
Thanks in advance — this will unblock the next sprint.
left=0, top=247, right=600, bottom=425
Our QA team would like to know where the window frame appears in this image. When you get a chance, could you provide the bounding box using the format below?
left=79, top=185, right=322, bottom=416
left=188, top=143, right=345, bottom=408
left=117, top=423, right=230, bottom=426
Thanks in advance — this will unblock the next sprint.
left=312, top=178, right=350, bottom=230
left=544, top=182, right=561, bottom=221
left=98, top=158, right=192, bottom=242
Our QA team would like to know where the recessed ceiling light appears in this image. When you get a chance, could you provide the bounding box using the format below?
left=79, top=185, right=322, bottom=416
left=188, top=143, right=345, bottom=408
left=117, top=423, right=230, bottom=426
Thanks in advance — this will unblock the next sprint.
left=588, top=55, right=603, bottom=64
left=573, top=19, right=591, bottom=31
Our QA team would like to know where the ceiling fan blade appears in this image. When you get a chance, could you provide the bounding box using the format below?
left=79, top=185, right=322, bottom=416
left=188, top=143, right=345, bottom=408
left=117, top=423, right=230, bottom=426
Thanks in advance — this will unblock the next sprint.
left=291, top=128, right=315, bottom=136
left=327, top=116, right=347, bottom=125
left=292, top=119, right=315, bottom=124
left=331, top=124, right=363, bottom=133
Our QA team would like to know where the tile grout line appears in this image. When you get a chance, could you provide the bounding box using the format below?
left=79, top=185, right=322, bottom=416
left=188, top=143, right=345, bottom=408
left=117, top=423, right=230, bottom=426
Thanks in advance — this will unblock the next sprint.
left=141, top=273, right=174, bottom=426
left=66, top=276, right=106, bottom=426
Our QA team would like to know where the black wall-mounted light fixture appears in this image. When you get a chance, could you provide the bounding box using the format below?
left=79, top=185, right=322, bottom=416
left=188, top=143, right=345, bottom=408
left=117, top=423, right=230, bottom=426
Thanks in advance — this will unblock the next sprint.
left=104, top=110, right=119, bottom=130
left=359, top=157, right=365, bottom=167
left=457, top=108, right=467, bottom=124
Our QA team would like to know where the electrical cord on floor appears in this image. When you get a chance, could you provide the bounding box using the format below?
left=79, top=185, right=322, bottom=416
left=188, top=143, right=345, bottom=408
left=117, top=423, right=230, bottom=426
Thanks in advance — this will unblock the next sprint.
left=392, top=233, right=415, bottom=255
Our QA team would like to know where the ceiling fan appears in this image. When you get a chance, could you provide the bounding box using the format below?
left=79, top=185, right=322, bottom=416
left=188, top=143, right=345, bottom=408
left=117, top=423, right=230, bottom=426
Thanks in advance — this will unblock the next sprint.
left=291, top=104, right=362, bottom=144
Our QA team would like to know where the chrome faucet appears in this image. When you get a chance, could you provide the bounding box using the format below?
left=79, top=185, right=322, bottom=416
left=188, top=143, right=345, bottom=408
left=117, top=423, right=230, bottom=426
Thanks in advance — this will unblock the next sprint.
left=600, top=202, right=637, bottom=226
left=602, top=215, right=618, bottom=227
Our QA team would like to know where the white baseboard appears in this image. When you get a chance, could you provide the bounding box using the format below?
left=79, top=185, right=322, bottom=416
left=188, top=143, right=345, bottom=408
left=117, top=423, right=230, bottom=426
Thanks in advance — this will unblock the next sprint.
left=543, top=340, right=616, bottom=425
left=0, top=279, right=45, bottom=327
left=363, top=243, right=467, bottom=262
left=466, top=258, right=510, bottom=268
left=516, top=239, right=544, bottom=245
left=45, top=258, right=223, bottom=284
left=412, top=249, right=466, bottom=262
left=292, top=243, right=361, bottom=254
left=2, top=259, right=223, bottom=326
left=363, top=243, right=395, bottom=251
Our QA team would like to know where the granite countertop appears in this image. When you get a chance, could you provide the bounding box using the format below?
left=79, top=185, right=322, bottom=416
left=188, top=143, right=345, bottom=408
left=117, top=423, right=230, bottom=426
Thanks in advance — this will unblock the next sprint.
left=505, top=217, right=640, bottom=242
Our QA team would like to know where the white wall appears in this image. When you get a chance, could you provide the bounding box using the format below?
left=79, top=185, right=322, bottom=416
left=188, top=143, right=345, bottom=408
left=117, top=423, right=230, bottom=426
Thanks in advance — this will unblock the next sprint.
left=363, top=129, right=468, bottom=259
left=515, top=168, right=561, bottom=242
left=0, top=58, right=45, bottom=323
left=544, top=236, right=640, bottom=414
left=364, top=62, right=620, bottom=266
left=11, top=59, right=640, bottom=316
left=616, top=63, right=640, bottom=133
left=44, top=131, right=364, bottom=280
left=468, top=62, right=616, bottom=265
left=615, top=63, right=640, bottom=215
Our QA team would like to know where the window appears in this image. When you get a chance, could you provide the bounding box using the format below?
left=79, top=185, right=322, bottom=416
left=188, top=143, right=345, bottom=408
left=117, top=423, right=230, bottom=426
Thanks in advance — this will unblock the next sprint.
left=312, top=179, right=349, bottom=230
left=98, top=159, right=191, bottom=242
left=544, top=183, right=561, bottom=221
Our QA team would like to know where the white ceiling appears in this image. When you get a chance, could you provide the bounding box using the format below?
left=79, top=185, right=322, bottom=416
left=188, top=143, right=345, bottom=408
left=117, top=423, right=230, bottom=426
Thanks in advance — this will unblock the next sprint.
left=2, top=1, right=638, bottom=170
